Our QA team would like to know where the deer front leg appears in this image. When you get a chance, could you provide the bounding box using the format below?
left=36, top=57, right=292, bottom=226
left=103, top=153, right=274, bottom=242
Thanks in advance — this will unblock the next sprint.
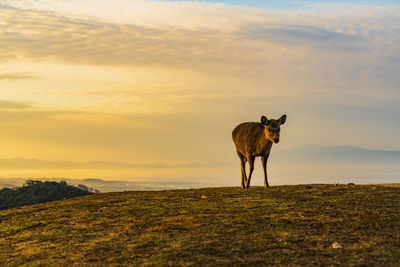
left=245, top=156, right=255, bottom=189
left=238, top=153, right=247, bottom=189
left=261, top=154, right=270, bottom=188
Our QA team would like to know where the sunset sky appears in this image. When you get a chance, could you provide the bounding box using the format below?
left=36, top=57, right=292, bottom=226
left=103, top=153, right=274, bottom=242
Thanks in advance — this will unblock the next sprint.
left=0, top=0, right=399, bottom=186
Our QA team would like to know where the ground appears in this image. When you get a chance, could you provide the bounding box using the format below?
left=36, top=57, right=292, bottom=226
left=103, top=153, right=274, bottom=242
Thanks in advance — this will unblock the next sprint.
left=1, top=184, right=400, bottom=266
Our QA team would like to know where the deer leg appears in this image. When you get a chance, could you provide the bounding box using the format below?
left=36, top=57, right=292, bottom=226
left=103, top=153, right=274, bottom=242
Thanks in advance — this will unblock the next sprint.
left=238, top=152, right=247, bottom=189
left=245, top=156, right=255, bottom=189
left=261, top=154, right=270, bottom=188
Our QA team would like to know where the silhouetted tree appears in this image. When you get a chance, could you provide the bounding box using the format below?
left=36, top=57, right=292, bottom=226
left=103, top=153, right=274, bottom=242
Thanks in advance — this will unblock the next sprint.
left=0, top=180, right=93, bottom=210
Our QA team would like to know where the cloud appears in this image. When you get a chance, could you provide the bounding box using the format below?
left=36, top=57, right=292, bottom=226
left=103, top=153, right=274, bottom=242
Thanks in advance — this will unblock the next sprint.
left=0, top=100, right=32, bottom=109
left=0, top=5, right=235, bottom=69
left=0, top=72, right=39, bottom=80
left=1, top=2, right=398, bottom=102
left=243, top=24, right=366, bottom=51
left=0, top=0, right=253, bottom=30
left=0, top=109, right=88, bottom=120
left=0, top=157, right=226, bottom=170
left=1, top=3, right=398, bottom=68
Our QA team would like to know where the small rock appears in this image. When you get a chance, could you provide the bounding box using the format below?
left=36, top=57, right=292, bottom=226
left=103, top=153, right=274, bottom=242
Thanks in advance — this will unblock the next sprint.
left=347, top=183, right=355, bottom=186
left=201, top=195, right=208, bottom=199
left=331, top=242, right=342, bottom=249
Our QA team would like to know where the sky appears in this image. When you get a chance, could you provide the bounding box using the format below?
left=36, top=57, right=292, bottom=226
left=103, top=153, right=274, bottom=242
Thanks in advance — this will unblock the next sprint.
left=0, top=0, right=399, bottom=186
left=162, top=0, right=400, bottom=8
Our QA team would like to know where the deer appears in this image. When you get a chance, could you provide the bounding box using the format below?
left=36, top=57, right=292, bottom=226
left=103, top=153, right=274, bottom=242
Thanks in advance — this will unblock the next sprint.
left=232, top=115, right=286, bottom=189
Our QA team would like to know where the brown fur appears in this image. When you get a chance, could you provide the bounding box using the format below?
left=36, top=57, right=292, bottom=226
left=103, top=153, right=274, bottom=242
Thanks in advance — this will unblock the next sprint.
left=232, top=122, right=271, bottom=157
left=232, top=115, right=286, bottom=189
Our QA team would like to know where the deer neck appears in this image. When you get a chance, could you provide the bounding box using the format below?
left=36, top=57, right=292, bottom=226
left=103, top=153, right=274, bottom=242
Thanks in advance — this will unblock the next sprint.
left=257, top=133, right=272, bottom=155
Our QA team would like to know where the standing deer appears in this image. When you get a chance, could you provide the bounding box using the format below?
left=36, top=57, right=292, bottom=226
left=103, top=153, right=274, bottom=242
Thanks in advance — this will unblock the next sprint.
left=232, top=115, right=286, bottom=188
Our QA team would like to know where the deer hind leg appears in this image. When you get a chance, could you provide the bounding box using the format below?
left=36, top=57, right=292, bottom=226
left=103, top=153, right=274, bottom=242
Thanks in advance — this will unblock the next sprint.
left=237, top=151, right=247, bottom=189
left=245, top=156, right=255, bottom=189
left=261, top=154, right=270, bottom=188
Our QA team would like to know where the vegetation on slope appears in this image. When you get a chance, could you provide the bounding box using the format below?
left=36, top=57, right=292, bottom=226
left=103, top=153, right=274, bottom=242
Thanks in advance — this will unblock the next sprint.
left=0, top=180, right=92, bottom=210
left=1, top=184, right=400, bottom=265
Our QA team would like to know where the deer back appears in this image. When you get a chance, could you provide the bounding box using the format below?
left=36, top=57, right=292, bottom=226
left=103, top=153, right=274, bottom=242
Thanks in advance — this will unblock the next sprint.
left=232, top=122, right=271, bottom=157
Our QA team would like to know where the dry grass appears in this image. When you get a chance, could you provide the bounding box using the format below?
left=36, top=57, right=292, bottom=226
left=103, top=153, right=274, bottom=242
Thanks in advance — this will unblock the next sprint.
left=1, top=184, right=400, bottom=266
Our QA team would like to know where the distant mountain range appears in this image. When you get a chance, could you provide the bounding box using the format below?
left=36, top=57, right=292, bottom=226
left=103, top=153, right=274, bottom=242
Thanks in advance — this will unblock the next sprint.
left=0, top=145, right=399, bottom=190
left=274, top=144, right=400, bottom=164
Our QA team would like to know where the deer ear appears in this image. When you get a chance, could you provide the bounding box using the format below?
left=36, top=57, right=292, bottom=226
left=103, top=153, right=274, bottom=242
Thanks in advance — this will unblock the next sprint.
left=278, top=114, right=287, bottom=125
left=261, top=116, right=269, bottom=126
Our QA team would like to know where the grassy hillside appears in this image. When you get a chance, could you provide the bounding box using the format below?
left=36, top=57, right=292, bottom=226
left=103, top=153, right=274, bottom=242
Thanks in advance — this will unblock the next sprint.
left=1, top=184, right=400, bottom=265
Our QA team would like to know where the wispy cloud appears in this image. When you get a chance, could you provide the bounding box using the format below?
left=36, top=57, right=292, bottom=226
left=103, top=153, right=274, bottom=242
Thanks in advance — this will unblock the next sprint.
left=0, top=100, right=32, bottom=109
left=0, top=72, right=38, bottom=80
left=0, top=6, right=247, bottom=70
left=1, top=3, right=398, bottom=67
left=243, top=24, right=366, bottom=51
left=1, top=3, right=398, bottom=101
left=0, top=157, right=224, bottom=169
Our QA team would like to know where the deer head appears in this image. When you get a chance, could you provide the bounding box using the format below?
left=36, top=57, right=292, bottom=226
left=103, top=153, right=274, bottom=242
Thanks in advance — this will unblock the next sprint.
left=261, top=115, right=286, bottom=144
